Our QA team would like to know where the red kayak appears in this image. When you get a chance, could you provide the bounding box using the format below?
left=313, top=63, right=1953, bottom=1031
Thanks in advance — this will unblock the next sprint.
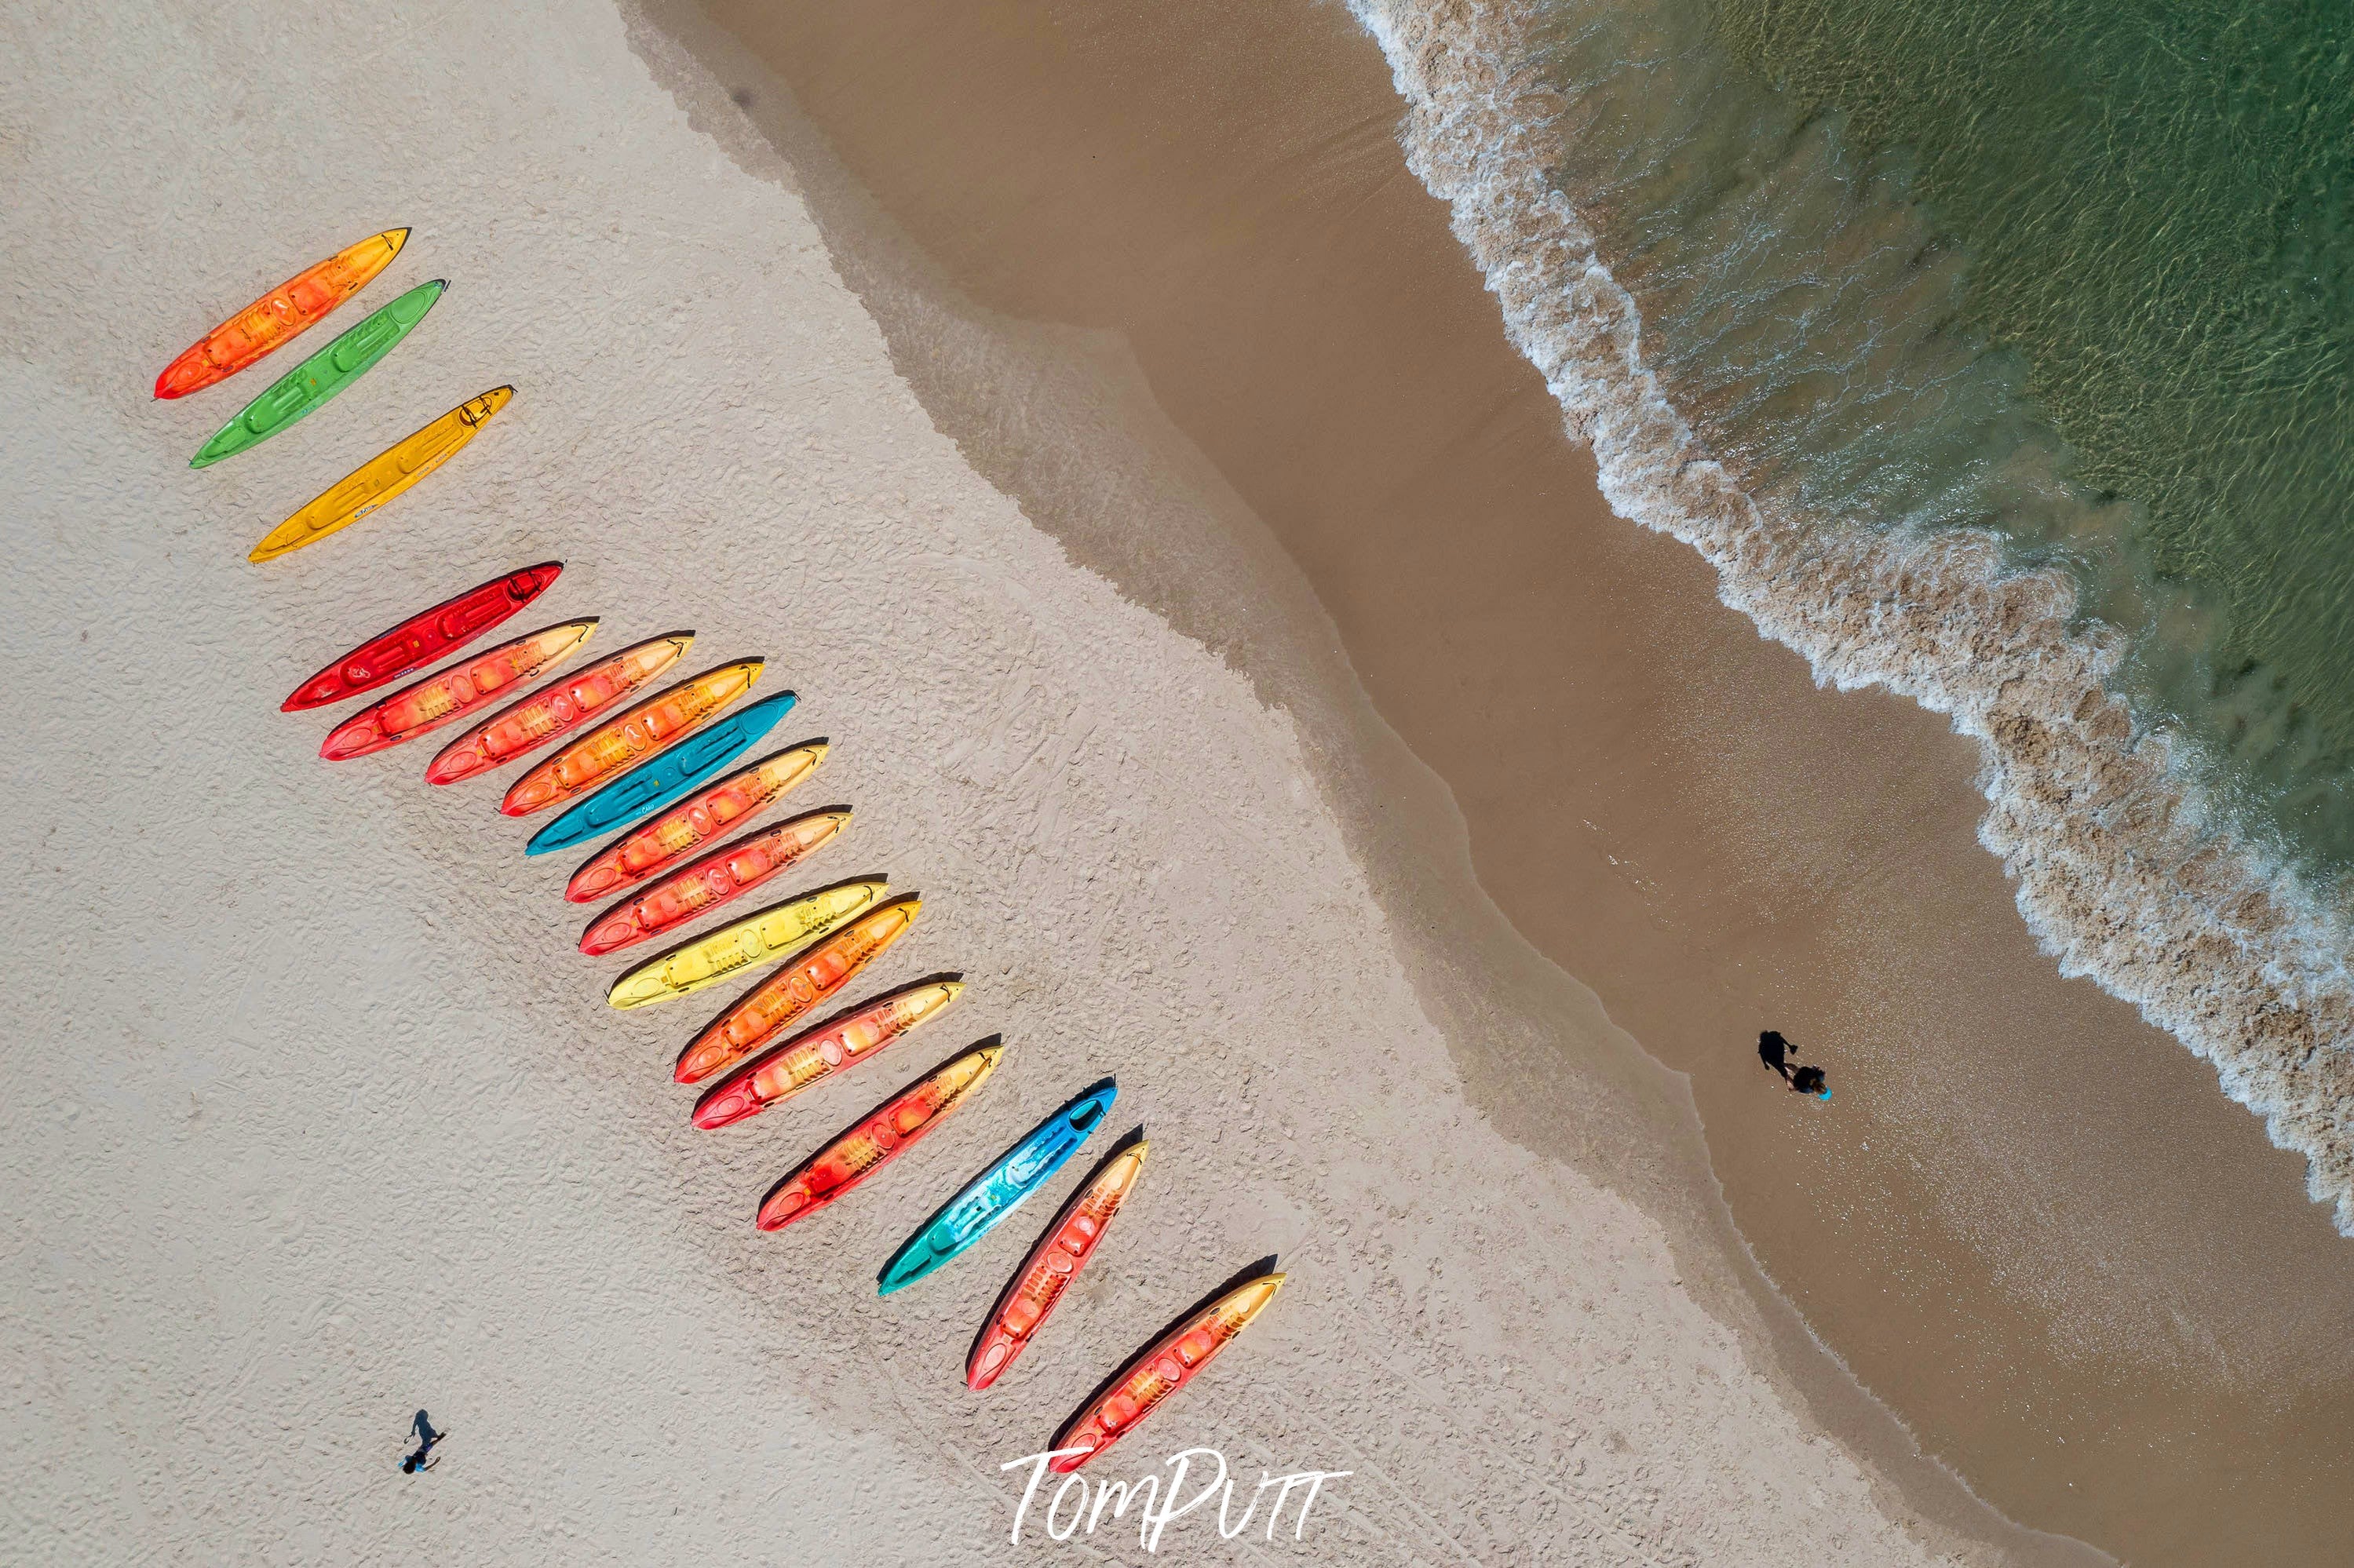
left=1048, top=1274, right=1287, bottom=1471
left=968, top=1140, right=1148, bottom=1391
left=281, top=563, right=561, bottom=712
left=755, top=1045, right=1003, bottom=1231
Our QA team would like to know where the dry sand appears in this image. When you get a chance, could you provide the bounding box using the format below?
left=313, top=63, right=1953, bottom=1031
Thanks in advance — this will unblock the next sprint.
left=0, top=0, right=2038, bottom=1563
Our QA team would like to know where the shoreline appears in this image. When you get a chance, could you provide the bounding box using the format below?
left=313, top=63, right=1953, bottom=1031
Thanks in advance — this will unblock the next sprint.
left=652, top=0, right=2354, bottom=1561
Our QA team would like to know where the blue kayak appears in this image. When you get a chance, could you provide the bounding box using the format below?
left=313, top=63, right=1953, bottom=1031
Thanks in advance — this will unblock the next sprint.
left=524, top=691, right=796, bottom=856
left=876, top=1078, right=1116, bottom=1296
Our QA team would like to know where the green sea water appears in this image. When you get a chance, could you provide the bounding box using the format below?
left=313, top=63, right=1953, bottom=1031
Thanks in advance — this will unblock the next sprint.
left=1529, top=0, right=2354, bottom=864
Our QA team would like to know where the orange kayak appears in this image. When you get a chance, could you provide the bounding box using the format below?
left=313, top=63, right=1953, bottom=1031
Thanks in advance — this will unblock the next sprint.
left=673, top=895, right=919, bottom=1085
left=755, top=1045, right=1002, bottom=1231
left=577, top=808, right=850, bottom=957
left=425, top=633, right=692, bottom=786
left=564, top=742, right=826, bottom=903
left=319, top=620, right=595, bottom=761
left=1048, top=1274, right=1287, bottom=1472
left=968, top=1140, right=1148, bottom=1391
left=692, top=981, right=962, bottom=1130
left=499, top=658, right=761, bottom=816
left=154, top=228, right=407, bottom=399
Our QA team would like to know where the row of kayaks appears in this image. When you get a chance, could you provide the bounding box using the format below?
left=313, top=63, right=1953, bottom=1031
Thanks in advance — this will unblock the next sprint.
left=173, top=229, right=1281, bottom=1471
left=156, top=227, right=510, bottom=563
left=271, top=559, right=1283, bottom=1466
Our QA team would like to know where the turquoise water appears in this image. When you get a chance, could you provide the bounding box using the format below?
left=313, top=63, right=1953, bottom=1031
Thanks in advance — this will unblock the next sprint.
left=1531, top=0, right=2354, bottom=862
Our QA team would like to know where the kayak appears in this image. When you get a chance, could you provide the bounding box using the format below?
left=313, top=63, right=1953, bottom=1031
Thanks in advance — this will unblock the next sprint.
left=189, top=279, right=445, bottom=468
left=500, top=659, right=762, bottom=817
left=155, top=228, right=408, bottom=400
left=280, top=562, right=560, bottom=712
left=673, top=895, right=919, bottom=1085
left=756, top=1045, right=1003, bottom=1231
left=425, top=632, right=692, bottom=786
left=1048, top=1273, right=1287, bottom=1473
left=523, top=691, right=797, bottom=856
left=248, top=387, right=513, bottom=562
left=692, top=980, right=962, bottom=1130
left=564, top=742, right=827, bottom=903
left=968, top=1140, right=1148, bottom=1391
left=606, top=877, right=889, bottom=1009
left=874, top=1080, right=1116, bottom=1296
left=578, top=808, right=849, bottom=957
left=319, top=620, right=595, bottom=761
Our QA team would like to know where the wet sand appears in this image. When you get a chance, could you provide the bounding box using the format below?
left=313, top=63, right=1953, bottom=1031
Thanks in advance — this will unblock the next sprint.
left=663, top=0, right=2354, bottom=1561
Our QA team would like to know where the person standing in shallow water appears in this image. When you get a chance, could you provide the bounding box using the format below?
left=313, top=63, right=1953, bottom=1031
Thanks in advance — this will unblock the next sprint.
left=1790, top=1063, right=1829, bottom=1099
left=1757, top=1030, right=1792, bottom=1081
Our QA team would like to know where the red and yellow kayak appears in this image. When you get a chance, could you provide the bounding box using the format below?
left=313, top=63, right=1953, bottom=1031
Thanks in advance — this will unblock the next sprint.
left=578, top=808, right=850, bottom=957
left=673, top=895, right=919, bottom=1085
left=499, top=658, right=761, bottom=816
left=319, top=620, right=595, bottom=761
left=692, top=980, right=962, bottom=1130
left=755, top=1045, right=1002, bottom=1231
left=281, top=562, right=560, bottom=712
left=154, top=228, right=407, bottom=399
left=425, top=632, right=692, bottom=786
left=1048, top=1274, right=1287, bottom=1472
left=969, top=1141, right=1148, bottom=1391
left=564, top=742, right=826, bottom=903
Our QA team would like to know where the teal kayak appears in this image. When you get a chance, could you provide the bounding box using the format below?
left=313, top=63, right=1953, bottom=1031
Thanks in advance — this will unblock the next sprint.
left=188, top=279, right=446, bottom=469
left=876, top=1079, right=1116, bottom=1296
left=524, top=691, right=796, bottom=856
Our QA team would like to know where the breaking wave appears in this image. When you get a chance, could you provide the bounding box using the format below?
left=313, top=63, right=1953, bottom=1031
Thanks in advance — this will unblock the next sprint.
left=1349, top=0, right=2354, bottom=1228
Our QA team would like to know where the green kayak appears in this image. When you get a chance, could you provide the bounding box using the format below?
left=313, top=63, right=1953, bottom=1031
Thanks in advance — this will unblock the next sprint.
left=188, top=279, right=446, bottom=469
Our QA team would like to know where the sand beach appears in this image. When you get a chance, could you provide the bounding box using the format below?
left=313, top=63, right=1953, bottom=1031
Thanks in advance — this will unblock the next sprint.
left=5, top=1, right=2347, bottom=1563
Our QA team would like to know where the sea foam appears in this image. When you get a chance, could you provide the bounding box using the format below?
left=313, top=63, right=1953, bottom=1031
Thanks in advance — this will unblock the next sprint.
left=1348, top=0, right=2354, bottom=1230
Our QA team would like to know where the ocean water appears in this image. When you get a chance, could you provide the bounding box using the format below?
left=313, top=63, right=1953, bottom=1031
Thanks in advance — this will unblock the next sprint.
left=1351, top=0, right=2354, bottom=1223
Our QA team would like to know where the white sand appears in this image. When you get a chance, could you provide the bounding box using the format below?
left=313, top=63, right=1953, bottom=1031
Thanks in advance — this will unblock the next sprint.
left=6, top=2, right=1976, bottom=1560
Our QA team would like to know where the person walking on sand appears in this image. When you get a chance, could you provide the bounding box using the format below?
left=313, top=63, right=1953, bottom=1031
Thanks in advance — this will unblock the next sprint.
left=1790, top=1063, right=1830, bottom=1100
left=400, top=1410, right=447, bottom=1474
left=1757, top=1030, right=1792, bottom=1082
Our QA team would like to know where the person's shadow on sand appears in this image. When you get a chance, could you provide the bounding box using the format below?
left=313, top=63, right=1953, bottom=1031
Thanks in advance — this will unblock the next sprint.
left=400, top=1410, right=447, bottom=1475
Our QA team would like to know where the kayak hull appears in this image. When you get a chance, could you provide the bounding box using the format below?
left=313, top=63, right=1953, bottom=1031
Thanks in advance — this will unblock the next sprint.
left=673, top=895, right=917, bottom=1085
left=425, top=633, right=693, bottom=786
left=875, top=1081, right=1116, bottom=1296
left=968, top=1141, right=1148, bottom=1391
left=249, top=386, right=512, bottom=562
left=281, top=562, right=560, bottom=712
left=319, top=620, right=595, bottom=761
left=692, top=979, right=962, bottom=1129
left=755, top=1045, right=1002, bottom=1231
left=155, top=228, right=407, bottom=399
left=578, top=808, right=849, bottom=957
left=501, top=659, right=762, bottom=817
left=1048, top=1274, right=1286, bottom=1472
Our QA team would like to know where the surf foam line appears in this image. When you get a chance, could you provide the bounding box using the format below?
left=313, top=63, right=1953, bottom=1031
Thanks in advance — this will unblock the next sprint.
left=1347, top=0, right=2354, bottom=1231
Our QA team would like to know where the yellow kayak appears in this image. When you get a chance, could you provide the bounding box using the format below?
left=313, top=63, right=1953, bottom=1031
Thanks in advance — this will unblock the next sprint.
left=606, top=878, right=888, bottom=1010
left=249, top=387, right=513, bottom=563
